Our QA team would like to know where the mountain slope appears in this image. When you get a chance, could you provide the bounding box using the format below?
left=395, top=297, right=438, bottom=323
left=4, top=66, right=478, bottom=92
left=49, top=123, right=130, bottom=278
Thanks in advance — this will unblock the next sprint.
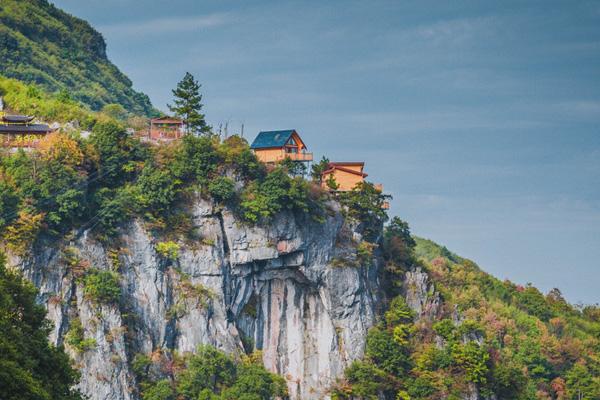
left=0, top=0, right=155, bottom=115
left=333, top=232, right=600, bottom=399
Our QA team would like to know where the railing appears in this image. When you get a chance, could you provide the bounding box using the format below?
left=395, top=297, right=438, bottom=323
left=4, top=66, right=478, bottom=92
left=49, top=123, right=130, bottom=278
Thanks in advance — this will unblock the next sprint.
left=1, top=135, right=42, bottom=148
left=282, top=152, right=313, bottom=162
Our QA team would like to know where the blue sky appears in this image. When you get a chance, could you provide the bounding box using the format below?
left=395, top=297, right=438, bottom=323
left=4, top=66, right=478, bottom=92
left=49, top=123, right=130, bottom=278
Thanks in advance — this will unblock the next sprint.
left=52, top=0, right=600, bottom=304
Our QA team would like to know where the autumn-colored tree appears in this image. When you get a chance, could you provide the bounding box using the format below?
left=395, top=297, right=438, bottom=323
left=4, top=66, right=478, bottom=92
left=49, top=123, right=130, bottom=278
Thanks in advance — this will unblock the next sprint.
left=37, top=132, right=84, bottom=167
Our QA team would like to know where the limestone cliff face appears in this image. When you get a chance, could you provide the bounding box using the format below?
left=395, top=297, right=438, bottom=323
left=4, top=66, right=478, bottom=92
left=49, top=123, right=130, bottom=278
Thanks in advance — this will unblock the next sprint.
left=11, top=198, right=380, bottom=400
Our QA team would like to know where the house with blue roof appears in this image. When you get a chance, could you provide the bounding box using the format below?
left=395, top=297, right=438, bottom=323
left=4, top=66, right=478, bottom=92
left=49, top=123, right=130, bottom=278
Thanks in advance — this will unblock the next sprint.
left=250, top=129, right=313, bottom=163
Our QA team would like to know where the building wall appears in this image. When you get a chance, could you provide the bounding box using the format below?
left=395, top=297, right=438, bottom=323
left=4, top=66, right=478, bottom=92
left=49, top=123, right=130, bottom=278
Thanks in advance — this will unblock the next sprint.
left=254, top=148, right=285, bottom=163
left=322, top=169, right=364, bottom=191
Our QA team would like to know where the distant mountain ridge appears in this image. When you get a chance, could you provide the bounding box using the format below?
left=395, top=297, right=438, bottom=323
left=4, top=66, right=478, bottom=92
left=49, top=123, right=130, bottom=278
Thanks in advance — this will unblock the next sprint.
left=0, top=0, right=155, bottom=115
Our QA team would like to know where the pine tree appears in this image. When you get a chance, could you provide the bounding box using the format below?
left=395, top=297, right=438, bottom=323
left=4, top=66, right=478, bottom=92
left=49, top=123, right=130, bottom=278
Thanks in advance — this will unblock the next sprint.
left=168, top=72, right=210, bottom=135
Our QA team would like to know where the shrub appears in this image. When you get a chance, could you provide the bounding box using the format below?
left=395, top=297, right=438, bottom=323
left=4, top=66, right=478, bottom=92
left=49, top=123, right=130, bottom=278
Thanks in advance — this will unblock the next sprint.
left=156, top=241, right=180, bottom=261
left=142, top=379, right=175, bottom=400
left=65, top=317, right=96, bottom=353
left=366, top=326, right=411, bottom=376
left=451, top=342, right=490, bottom=385
left=338, top=182, right=390, bottom=242
left=356, top=241, right=377, bottom=266
left=208, top=177, right=236, bottom=203
left=240, top=167, right=324, bottom=223
left=82, top=268, right=121, bottom=304
left=176, top=345, right=237, bottom=397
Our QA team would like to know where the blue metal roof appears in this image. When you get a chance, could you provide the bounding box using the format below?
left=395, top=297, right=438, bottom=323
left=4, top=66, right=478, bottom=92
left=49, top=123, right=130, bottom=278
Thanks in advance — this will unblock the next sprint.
left=250, top=130, right=297, bottom=149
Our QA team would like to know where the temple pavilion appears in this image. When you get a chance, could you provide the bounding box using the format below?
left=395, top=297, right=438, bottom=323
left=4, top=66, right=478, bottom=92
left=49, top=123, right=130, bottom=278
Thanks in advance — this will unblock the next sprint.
left=0, top=114, right=53, bottom=148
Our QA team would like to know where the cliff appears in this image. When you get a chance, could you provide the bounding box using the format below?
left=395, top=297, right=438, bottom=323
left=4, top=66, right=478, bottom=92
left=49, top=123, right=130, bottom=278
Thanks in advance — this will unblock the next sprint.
left=11, top=198, right=380, bottom=400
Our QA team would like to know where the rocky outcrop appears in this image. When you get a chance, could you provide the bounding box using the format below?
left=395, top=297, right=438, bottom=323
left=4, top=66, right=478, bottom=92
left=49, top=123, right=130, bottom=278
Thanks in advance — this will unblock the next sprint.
left=403, top=267, right=441, bottom=320
left=10, top=198, right=380, bottom=400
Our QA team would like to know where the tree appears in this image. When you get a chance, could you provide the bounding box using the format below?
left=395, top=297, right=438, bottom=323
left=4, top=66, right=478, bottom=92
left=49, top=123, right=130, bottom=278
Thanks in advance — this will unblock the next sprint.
left=0, top=253, right=82, bottom=400
left=169, top=72, right=210, bottom=135
left=310, top=156, right=330, bottom=182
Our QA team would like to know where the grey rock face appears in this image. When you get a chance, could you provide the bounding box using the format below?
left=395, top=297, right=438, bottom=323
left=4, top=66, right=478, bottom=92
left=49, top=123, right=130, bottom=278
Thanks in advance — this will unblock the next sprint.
left=12, top=198, right=380, bottom=400
left=403, top=267, right=441, bottom=320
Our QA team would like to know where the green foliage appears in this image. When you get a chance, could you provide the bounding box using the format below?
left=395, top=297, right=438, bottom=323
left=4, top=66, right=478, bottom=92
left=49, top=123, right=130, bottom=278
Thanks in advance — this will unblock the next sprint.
left=64, top=317, right=96, bottom=353
left=136, top=346, right=286, bottom=400
left=0, top=177, right=19, bottom=229
left=338, top=182, right=390, bottom=242
left=366, top=326, right=412, bottom=376
left=208, top=177, right=236, bottom=203
left=82, top=268, right=121, bottom=304
left=169, top=72, right=210, bottom=135
left=565, top=361, right=600, bottom=400
left=0, top=253, right=82, bottom=400
left=356, top=241, right=377, bottom=266
left=142, top=379, right=175, bottom=400
left=175, top=345, right=237, bottom=397
left=515, top=284, right=554, bottom=321
left=240, top=167, right=326, bottom=223
left=310, top=156, right=330, bottom=182
left=0, top=1, right=155, bottom=114
left=340, top=235, right=600, bottom=399
left=334, top=360, right=394, bottom=400
left=451, top=342, right=489, bottom=384
left=155, top=241, right=180, bottom=261
left=89, top=121, right=146, bottom=188
left=384, top=296, right=414, bottom=327
left=280, top=156, right=307, bottom=176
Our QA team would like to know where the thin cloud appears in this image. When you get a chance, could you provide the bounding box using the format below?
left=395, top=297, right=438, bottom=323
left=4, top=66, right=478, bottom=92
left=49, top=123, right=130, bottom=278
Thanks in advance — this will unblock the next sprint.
left=99, top=13, right=231, bottom=37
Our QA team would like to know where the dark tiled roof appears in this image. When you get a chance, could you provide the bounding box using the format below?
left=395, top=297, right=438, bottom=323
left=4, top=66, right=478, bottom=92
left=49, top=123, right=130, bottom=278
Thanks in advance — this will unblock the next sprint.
left=151, top=116, right=183, bottom=124
left=1, top=115, right=34, bottom=123
left=0, top=124, right=52, bottom=133
left=250, top=130, right=296, bottom=149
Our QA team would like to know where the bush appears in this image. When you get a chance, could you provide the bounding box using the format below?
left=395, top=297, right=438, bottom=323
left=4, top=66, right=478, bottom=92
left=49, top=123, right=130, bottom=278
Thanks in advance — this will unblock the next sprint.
left=208, top=177, right=236, bottom=203
left=65, top=317, right=96, bottom=353
left=338, top=182, right=390, bottom=242
left=156, top=241, right=180, bottom=261
left=82, top=268, right=121, bottom=304
left=240, top=167, right=324, bottom=223
left=366, top=326, right=411, bottom=376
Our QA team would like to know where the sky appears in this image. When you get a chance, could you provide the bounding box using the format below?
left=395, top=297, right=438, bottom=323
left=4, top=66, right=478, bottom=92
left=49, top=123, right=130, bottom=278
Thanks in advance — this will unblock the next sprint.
left=51, top=0, right=600, bottom=304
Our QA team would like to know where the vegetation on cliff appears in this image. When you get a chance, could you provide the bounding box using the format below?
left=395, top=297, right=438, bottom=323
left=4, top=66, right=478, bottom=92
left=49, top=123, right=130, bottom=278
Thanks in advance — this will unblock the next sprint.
left=133, top=346, right=287, bottom=400
left=334, top=221, right=600, bottom=400
left=0, top=0, right=155, bottom=114
left=0, top=254, right=82, bottom=400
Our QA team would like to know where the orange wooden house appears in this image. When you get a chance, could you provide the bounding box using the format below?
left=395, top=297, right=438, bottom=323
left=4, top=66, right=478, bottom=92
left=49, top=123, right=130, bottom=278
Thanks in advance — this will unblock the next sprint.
left=321, top=162, right=368, bottom=191
left=0, top=114, right=53, bottom=148
left=250, top=130, right=313, bottom=163
left=321, top=161, right=389, bottom=208
left=148, top=116, right=184, bottom=141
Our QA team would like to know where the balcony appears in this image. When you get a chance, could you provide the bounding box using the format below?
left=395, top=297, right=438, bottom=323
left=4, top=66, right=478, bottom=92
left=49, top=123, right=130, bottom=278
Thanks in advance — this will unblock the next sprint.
left=282, top=152, right=313, bottom=162
left=1, top=134, right=42, bottom=148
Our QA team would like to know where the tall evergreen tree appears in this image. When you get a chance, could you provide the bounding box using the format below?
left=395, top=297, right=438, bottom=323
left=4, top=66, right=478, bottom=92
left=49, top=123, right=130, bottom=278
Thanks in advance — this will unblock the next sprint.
left=168, top=72, right=210, bottom=135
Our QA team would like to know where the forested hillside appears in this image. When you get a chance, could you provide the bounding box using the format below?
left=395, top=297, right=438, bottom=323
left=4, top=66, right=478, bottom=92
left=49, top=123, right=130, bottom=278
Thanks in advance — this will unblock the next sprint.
left=333, top=231, right=600, bottom=399
left=0, top=0, right=155, bottom=115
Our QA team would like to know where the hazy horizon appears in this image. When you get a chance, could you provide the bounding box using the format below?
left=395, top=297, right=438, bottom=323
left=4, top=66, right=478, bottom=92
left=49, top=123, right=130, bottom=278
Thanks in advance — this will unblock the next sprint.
left=51, top=0, right=600, bottom=304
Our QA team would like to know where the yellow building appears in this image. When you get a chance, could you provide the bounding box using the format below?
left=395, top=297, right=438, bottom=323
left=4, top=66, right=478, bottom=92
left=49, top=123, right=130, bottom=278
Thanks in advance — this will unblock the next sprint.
left=250, top=129, right=313, bottom=163
left=321, top=162, right=368, bottom=191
